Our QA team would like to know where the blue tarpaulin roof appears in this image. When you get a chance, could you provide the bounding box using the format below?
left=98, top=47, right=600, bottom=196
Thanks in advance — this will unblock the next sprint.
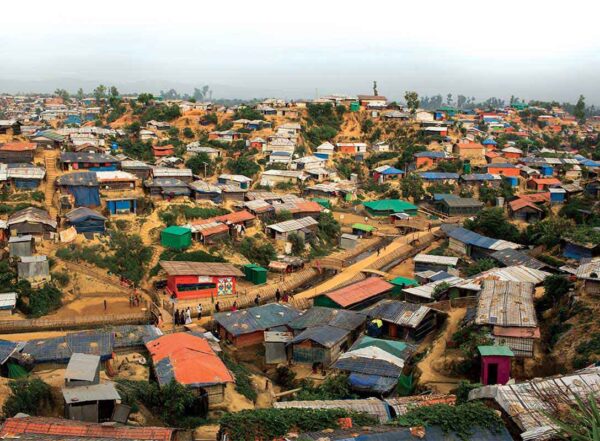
left=418, top=172, right=459, bottom=180
left=288, top=307, right=366, bottom=331
left=461, top=173, right=501, bottom=181
left=414, top=151, right=447, bottom=158
left=0, top=340, right=20, bottom=365
left=214, top=303, right=300, bottom=336
left=23, top=331, right=114, bottom=364
left=348, top=373, right=398, bottom=394
left=290, top=325, right=349, bottom=348
left=378, top=166, right=404, bottom=175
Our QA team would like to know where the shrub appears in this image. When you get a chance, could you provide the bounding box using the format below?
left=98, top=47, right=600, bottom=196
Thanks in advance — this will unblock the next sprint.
left=3, top=378, right=52, bottom=417
left=239, top=236, right=276, bottom=267
left=52, top=271, right=70, bottom=287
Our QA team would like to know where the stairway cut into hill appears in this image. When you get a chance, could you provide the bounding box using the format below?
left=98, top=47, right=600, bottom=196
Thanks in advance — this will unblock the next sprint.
left=43, top=150, right=58, bottom=218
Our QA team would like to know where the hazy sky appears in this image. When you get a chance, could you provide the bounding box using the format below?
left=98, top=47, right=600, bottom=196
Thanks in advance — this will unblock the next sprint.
left=2, top=0, right=600, bottom=103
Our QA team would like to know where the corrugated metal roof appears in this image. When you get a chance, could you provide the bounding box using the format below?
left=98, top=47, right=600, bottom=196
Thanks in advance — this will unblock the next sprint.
left=472, top=265, right=550, bottom=285
left=0, top=339, right=20, bottom=364
left=267, top=216, right=318, bottom=233
left=469, top=367, right=600, bottom=441
left=362, top=299, right=432, bottom=328
left=443, top=226, right=522, bottom=251
left=290, top=325, right=349, bottom=348
left=414, top=254, right=459, bottom=266
left=159, top=261, right=243, bottom=277
left=274, top=398, right=390, bottom=423
left=214, top=303, right=300, bottom=336
left=385, top=394, right=456, bottom=416
left=490, top=249, right=547, bottom=270
left=475, top=280, right=537, bottom=327
left=575, top=258, right=600, bottom=280
left=289, top=307, right=366, bottom=331
left=418, top=172, right=460, bottom=180
left=60, top=152, right=118, bottom=163
left=322, top=278, right=393, bottom=308
left=65, top=353, right=100, bottom=382
left=0, top=292, right=17, bottom=310
left=62, top=382, right=120, bottom=404
left=403, top=276, right=480, bottom=300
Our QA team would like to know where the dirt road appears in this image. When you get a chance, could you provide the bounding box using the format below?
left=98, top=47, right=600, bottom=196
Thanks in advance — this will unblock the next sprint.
left=295, top=229, right=437, bottom=300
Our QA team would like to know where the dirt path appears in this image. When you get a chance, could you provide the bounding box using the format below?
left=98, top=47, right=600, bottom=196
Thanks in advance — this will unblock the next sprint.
left=416, top=307, right=466, bottom=393
left=295, top=229, right=437, bottom=300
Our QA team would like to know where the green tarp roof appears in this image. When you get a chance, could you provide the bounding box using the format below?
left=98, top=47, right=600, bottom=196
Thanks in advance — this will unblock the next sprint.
left=389, top=276, right=419, bottom=287
left=478, top=345, right=514, bottom=357
left=353, top=335, right=409, bottom=359
left=363, top=199, right=418, bottom=213
left=162, top=226, right=191, bottom=236
left=352, top=223, right=376, bottom=232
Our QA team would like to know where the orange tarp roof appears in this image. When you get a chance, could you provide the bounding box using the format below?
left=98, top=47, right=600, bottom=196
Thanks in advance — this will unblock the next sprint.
left=146, top=333, right=234, bottom=386
left=457, top=142, right=484, bottom=149
left=530, top=178, right=561, bottom=185
left=521, top=192, right=550, bottom=203
left=493, top=326, right=541, bottom=339
left=0, top=142, right=36, bottom=151
left=323, top=277, right=393, bottom=307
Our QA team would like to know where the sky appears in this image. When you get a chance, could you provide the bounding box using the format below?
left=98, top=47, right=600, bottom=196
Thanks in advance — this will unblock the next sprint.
left=1, top=0, right=600, bottom=104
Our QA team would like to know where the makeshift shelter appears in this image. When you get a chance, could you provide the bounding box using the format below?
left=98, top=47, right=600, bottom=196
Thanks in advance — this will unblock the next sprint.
left=0, top=293, right=17, bottom=316
left=266, top=216, right=319, bottom=242
left=362, top=299, right=436, bottom=341
left=8, top=207, right=57, bottom=239
left=17, top=255, right=50, bottom=285
left=57, top=172, right=101, bottom=207
left=363, top=199, right=418, bottom=217
left=159, top=261, right=244, bottom=299
left=437, top=197, right=483, bottom=216
left=8, top=235, right=34, bottom=258
left=160, top=226, right=192, bottom=250
left=65, top=353, right=101, bottom=387
left=351, top=223, right=376, bottom=237
left=333, top=335, right=417, bottom=394
left=340, top=233, right=359, bottom=250
left=273, top=398, right=391, bottom=423
left=290, top=325, right=351, bottom=365
left=288, top=307, right=366, bottom=336
left=442, top=224, right=522, bottom=259
left=146, top=333, right=234, bottom=406
left=213, top=303, right=300, bottom=347
left=468, top=367, right=600, bottom=441
left=413, top=254, right=459, bottom=273
left=22, top=331, right=115, bottom=364
left=65, top=207, right=107, bottom=234
left=63, top=383, right=121, bottom=423
left=59, top=152, right=119, bottom=171
left=478, top=345, right=513, bottom=385
left=314, top=278, right=393, bottom=310
left=475, top=281, right=539, bottom=357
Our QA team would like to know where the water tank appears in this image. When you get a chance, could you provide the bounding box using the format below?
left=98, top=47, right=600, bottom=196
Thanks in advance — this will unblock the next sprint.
left=463, top=161, right=471, bottom=174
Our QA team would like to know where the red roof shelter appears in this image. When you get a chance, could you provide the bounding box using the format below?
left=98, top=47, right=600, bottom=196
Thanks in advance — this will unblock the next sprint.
left=0, top=417, right=174, bottom=441
left=160, top=261, right=244, bottom=299
left=315, top=277, right=393, bottom=310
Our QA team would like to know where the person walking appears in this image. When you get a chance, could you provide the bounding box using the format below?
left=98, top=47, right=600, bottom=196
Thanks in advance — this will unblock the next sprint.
left=103, top=299, right=107, bottom=311
left=254, top=294, right=261, bottom=306
left=185, top=307, right=192, bottom=325
left=282, top=291, right=289, bottom=303
left=215, top=301, right=221, bottom=313
left=231, top=301, right=238, bottom=312
left=129, top=294, right=134, bottom=308
left=196, top=303, right=203, bottom=320
left=275, top=288, right=281, bottom=303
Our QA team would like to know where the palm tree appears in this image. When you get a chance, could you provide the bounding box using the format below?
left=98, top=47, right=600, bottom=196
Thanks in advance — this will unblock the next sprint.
left=545, top=393, right=600, bottom=440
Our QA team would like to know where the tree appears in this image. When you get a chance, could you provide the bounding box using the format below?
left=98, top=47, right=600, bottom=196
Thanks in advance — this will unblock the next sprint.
left=110, top=86, right=119, bottom=98
left=186, top=153, right=214, bottom=177
left=183, top=127, right=194, bottom=138
left=465, top=258, right=497, bottom=277
left=544, top=393, right=600, bottom=441
left=574, top=95, right=586, bottom=123
left=464, top=207, right=520, bottom=242
left=137, top=93, right=154, bottom=105
left=542, top=274, right=572, bottom=308
left=522, top=217, right=575, bottom=248
left=316, top=211, right=341, bottom=245
left=93, top=84, right=107, bottom=104
left=227, top=156, right=260, bottom=176
left=401, top=173, right=426, bottom=202
left=239, top=236, right=277, bottom=267
left=76, top=88, right=84, bottom=100
left=404, top=91, right=419, bottom=115
left=457, top=94, right=467, bottom=109
left=446, top=93, right=453, bottom=106
left=288, top=233, right=305, bottom=255
left=54, top=88, right=70, bottom=102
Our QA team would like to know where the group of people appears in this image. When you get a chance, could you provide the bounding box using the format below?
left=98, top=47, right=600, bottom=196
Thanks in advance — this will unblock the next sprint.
left=274, top=288, right=292, bottom=303
left=173, top=304, right=203, bottom=326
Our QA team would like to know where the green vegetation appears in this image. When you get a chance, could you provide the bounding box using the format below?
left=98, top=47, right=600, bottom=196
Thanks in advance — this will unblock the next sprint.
left=451, top=324, right=493, bottom=374
left=296, top=374, right=355, bottom=400
left=219, top=408, right=376, bottom=441
left=305, top=103, right=343, bottom=146
left=233, top=107, right=264, bottom=121
left=186, top=153, right=215, bottom=176
left=478, top=182, right=515, bottom=205
left=56, top=232, right=152, bottom=285
left=454, top=380, right=483, bottom=404
left=394, top=402, right=504, bottom=440
left=432, top=281, right=451, bottom=300
left=564, top=226, right=600, bottom=246
left=573, top=333, right=600, bottom=369
left=116, top=379, right=207, bottom=428
left=401, top=173, right=426, bottom=202
left=464, top=207, right=520, bottom=242
left=3, top=378, right=52, bottom=418
left=139, top=103, right=181, bottom=123
left=221, top=355, right=257, bottom=402
left=522, top=217, right=575, bottom=248
left=288, top=232, right=305, bottom=255
left=227, top=155, right=260, bottom=176
left=159, top=205, right=229, bottom=225
left=239, top=235, right=277, bottom=267
left=464, top=258, right=496, bottom=277
left=545, top=393, right=600, bottom=440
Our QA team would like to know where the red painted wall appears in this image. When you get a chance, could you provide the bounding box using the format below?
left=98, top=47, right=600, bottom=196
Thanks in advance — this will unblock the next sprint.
left=167, top=274, right=237, bottom=299
left=487, top=167, right=520, bottom=177
left=481, top=355, right=511, bottom=385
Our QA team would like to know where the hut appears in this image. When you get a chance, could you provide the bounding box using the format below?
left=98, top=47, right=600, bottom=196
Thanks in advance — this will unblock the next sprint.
left=213, top=304, right=300, bottom=348
left=17, top=255, right=51, bottom=286
left=8, top=235, right=34, bottom=258
left=159, top=261, right=244, bottom=299
left=363, top=199, right=418, bottom=217
left=8, top=207, right=57, bottom=240
left=160, top=226, right=192, bottom=250
left=189, top=181, right=222, bottom=203
left=508, top=198, right=544, bottom=223
left=362, top=299, right=436, bottom=341
left=0, top=142, right=36, bottom=163
left=413, top=254, right=459, bottom=273
left=314, top=278, right=393, bottom=310
left=478, top=345, right=514, bottom=385
left=144, top=178, right=191, bottom=199
left=340, top=233, right=359, bottom=250
left=56, top=172, right=101, bottom=208
left=65, top=353, right=101, bottom=387
left=62, top=383, right=121, bottom=423
left=266, top=216, right=319, bottom=242
left=437, top=197, right=483, bottom=216
left=146, top=333, right=234, bottom=406
left=121, top=160, right=152, bottom=180
left=64, top=207, right=107, bottom=234
left=6, top=163, right=45, bottom=190
left=0, top=292, right=17, bottom=316
left=59, top=152, right=119, bottom=171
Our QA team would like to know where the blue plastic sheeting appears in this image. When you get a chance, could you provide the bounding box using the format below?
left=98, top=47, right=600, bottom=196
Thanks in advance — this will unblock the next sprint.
left=214, top=304, right=300, bottom=336
left=14, top=179, right=41, bottom=189
left=155, top=357, right=175, bottom=386
left=70, top=186, right=101, bottom=207
left=379, top=167, right=403, bottom=176
left=113, top=325, right=162, bottom=348
left=0, top=340, right=20, bottom=365
left=461, top=173, right=500, bottom=181
left=418, top=172, right=459, bottom=180
left=444, top=226, right=506, bottom=251
left=107, top=199, right=137, bottom=214
left=89, top=165, right=118, bottom=171
left=414, top=151, right=446, bottom=158
left=22, top=331, right=115, bottom=364
left=348, top=373, right=397, bottom=394
left=563, top=242, right=594, bottom=260
left=335, top=357, right=401, bottom=378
